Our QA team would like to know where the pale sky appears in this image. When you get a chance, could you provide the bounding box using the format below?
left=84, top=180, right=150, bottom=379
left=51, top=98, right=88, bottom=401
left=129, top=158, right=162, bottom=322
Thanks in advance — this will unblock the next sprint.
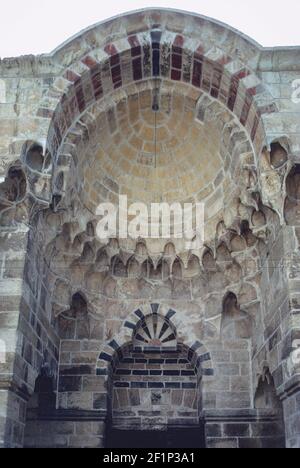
left=1, top=0, right=300, bottom=58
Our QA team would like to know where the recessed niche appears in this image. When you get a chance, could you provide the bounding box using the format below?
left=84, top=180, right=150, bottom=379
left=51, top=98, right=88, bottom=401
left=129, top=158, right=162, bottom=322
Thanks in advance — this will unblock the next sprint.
left=221, top=292, right=252, bottom=339
left=285, top=165, right=300, bottom=225
left=286, top=165, right=300, bottom=201
left=202, top=250, right=216, bottom=271
left=270, top=142, right=288, bottom=169
left=26, top=144, right=44, bottom=172
left=252, top=210, right=266, bottom=228
left=0, top=166, right=27, bottom=203
left=112, top=256, right=127, bottom=277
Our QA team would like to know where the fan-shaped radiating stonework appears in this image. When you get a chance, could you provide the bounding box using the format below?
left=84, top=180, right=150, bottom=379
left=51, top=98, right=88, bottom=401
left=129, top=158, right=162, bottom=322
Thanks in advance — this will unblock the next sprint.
left=133, top=313, right=177, bottom=351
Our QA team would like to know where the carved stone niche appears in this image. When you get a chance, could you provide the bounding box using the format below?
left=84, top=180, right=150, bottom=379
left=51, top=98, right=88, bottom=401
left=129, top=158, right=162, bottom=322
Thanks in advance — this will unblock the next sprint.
left=0, top=166, right=26, bottom=202
left=270, top=142, right=288, bottom=170
left=0, top=165, right=27, bottom=225
left=56, top=292, right=89, bottom=340
left=254, top=368, right=282, bottom=413
left=284, top=164, right=300, bottom=226
left=26, top=370, right=56, bottom=419
left=253, top=368, right=286, bottom=447
left=26, top=144, right=45, bottom=172
left=221, top=292, right=253, bottom=339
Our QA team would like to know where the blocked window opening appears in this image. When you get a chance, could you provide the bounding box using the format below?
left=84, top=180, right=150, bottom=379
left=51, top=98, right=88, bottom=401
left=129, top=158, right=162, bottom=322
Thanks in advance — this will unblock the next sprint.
left=254, top=368, right=286, bottom=448
left=105, top=312, right=205, bottom=448
left=24, top=371, right=56, bottom=448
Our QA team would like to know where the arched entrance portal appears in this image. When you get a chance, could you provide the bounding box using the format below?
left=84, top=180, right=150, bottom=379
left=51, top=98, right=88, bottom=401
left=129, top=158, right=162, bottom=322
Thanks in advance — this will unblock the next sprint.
left=105, top=311, right=205, bottom=448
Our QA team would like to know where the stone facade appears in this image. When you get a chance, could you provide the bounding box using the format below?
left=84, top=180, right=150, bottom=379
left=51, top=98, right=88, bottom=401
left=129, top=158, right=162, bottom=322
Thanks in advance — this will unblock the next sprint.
left=0, top=8, right=300, bottom=448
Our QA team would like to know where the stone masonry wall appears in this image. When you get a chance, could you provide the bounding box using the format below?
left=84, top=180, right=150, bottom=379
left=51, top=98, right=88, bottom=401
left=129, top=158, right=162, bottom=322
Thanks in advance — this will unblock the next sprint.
left=0, top=9, right=300, bottom=448
left=111, top=346, right=199, bottom=430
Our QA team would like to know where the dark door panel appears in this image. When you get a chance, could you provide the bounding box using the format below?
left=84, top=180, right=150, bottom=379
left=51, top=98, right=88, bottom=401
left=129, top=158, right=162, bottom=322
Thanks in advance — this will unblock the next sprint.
left=106, top=426, right=205, bottom=449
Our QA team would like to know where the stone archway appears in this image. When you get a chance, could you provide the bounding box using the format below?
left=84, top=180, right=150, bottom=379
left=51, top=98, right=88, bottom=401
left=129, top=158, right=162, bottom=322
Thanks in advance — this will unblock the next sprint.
left=2, top=7, right=300, bottom=450
left=38, top=10, right=276, bottom=166
left=101, top=306, right=211, bottom=448
left=97, top=304, right=214, bottom=380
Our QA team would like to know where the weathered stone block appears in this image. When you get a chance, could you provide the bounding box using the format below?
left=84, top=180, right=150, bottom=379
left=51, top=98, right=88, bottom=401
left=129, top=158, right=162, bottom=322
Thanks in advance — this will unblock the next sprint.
left=82, top=376, right=106, bottom=392
left=206, top=437, right=238, bottom=449
left=67, top=392, right=93, bottom=410
left=205, top=423, right=222, bottom=438
left=216, top=392, right=251, bottom=409
left=58, top=376, right=82, bottom=392
left=93, top=392, right=107, bottom=410
left=223, top=423, right=250, bottom=437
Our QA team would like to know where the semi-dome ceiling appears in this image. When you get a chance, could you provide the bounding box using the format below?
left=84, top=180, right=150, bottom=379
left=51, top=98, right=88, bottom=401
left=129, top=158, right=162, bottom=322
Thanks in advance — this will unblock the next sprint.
left=42, top=7, right=273, bottom=249
left=69, top=80, right=233, bottom=220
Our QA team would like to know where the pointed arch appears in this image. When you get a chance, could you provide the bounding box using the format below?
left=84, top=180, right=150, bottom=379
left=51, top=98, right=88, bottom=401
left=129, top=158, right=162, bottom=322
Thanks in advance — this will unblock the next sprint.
left=97, top=303, right=214, bottom=381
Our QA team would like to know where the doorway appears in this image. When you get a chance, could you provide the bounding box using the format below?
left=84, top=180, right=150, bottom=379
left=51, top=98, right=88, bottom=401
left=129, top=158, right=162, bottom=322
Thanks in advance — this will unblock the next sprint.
left=106, top=426, right=205, bottom=449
